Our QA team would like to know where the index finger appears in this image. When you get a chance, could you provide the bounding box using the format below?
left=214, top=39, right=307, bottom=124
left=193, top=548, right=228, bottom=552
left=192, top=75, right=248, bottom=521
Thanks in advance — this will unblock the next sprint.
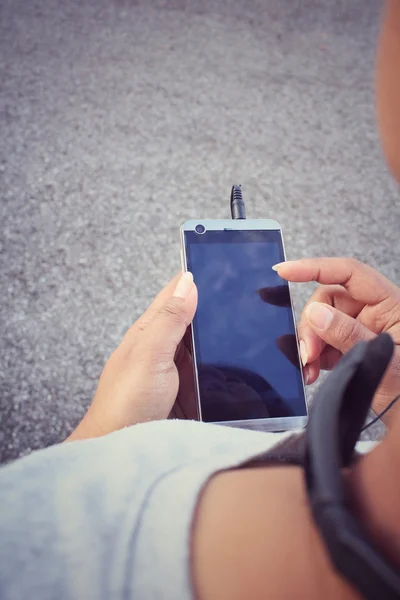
left=274, top=258, right=399, bottom=305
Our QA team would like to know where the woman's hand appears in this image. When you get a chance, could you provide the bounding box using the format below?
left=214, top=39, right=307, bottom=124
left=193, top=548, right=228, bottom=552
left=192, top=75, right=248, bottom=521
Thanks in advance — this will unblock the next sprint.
left=67, top=272, right=198, bottom=441
left=274, top=258, right=400, bottom=421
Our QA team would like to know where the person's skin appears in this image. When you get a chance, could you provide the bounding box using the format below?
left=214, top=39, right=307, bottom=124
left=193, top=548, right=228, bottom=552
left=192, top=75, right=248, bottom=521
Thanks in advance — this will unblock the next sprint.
left=67, top=271, right=198, bottom=441
left=376, top=0, right=400, bottom=181
left=66, top=4, right=400, bottom=598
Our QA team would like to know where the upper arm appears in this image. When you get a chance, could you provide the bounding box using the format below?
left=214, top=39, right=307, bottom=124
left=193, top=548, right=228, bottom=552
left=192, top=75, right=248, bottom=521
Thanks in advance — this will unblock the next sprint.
left=191, top=466, right=358, bottom=600
left=376, top=0, right=400, bottom=182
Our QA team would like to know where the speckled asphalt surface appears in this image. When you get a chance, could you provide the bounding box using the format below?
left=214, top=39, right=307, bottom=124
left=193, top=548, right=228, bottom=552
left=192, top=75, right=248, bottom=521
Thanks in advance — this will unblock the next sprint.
left=0, top=0, right=398, bottom=461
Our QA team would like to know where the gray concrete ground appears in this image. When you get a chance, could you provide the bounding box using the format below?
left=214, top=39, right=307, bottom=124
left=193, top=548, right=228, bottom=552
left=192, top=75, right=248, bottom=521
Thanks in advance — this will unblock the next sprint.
left=0, top=0, right=398, bottom=462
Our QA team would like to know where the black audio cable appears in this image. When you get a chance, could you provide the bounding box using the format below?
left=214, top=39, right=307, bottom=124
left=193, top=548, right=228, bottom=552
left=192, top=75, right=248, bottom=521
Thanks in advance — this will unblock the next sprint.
left=361, top=392, right=400, bottom=431
left=230, top=185, right=246, bottom=219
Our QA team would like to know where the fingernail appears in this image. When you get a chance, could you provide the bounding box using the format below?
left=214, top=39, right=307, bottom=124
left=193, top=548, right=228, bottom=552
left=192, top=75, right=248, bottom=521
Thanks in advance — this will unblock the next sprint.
left=173, top=272, right=194, bottom=299
left=299, top=340, right=308, bottom=366
left=306, top=302, right=334, bottom=330
left=303, top=365, right=311, bottom=385
left=272, top=263, right=283, bottom=271
left=272, top=260, right=298, bottom=272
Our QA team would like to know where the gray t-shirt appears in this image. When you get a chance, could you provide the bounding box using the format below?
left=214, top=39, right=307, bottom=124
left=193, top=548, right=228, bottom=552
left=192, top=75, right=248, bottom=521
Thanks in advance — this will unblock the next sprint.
left=0, top=420, right=374, bottom=600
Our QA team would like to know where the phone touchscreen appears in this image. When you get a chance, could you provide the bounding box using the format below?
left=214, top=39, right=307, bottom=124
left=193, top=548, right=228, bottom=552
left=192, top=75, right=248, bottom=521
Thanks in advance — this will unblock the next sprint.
left=184, top=229, right=307, bottom=423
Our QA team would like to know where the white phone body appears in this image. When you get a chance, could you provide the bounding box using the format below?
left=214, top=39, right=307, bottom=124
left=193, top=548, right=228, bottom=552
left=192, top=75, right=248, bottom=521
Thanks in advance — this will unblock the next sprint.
left=180, top=219, right=308, bottom=433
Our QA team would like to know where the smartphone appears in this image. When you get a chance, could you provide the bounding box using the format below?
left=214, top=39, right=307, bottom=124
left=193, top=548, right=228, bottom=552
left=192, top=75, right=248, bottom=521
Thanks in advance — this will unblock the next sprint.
left=180, top=219, right=308, bottom=432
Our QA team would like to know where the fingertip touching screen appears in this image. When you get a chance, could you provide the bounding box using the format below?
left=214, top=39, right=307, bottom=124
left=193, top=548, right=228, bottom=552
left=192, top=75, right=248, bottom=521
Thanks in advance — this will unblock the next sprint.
left=184, top=229, right=307, bottom=423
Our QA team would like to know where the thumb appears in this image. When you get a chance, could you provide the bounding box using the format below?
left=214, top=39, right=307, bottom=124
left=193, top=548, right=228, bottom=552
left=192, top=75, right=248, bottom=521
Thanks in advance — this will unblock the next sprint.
left=305, top=301, right=375, bottom=354
left=144, top=272, right=198, bottom=360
